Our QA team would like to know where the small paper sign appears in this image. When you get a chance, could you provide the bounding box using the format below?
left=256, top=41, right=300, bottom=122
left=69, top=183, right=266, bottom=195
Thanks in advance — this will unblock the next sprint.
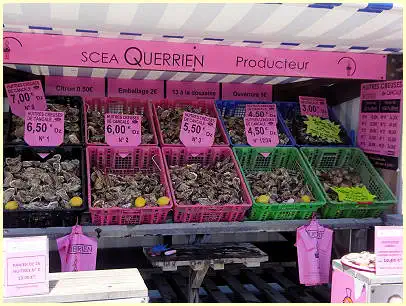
left=108, top=79, right=164, bottom=99
left=222, top=83, right=272, bottom=101
left=167, top=81, right=219, bottom=100
left=45, top=76, right=105, bottom=97
left=299, top=96, right=328, bottom=118
left=24, top=111, right=64, bottom=146
left=244, top=117, right=279, bottom=147
left=245, top=104, right=277, bottom=119
left=105, top=113, right=142, bottom=147
left=180, top=112, right=216, bottom=147
left=331, top=186, right=376, bottom=203
left=304, top=116, right=342, bottom=143
left=3, top=236, right=49, bottom=298
left=5, top=80, right=47, bottom=118
left=375, top=226, right=403, bottom=275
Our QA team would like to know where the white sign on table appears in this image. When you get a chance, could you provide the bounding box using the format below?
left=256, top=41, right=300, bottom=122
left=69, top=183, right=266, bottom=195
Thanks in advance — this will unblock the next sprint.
left=375, top=226, right=403, bottom=275
left=3, top=236, right=49, bottom=297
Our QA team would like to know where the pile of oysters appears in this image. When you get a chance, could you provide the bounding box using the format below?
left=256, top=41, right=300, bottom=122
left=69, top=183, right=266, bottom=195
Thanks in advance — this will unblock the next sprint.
left=87, top=106, right=154, bottom=144
left=223, top=116, right=290, bottom=145
left=9, top=101, right=81, bottom=145
left=315, top=167, right=363, bottom=201
left=156, top=105, right=225, bottom=144
left=246, top=168, right=314, bottom=204
left=168, top=156, right=243, bottom=205
left=4, top=154, right=82, bottom=210
left=90, top=168, right=166, bottom=208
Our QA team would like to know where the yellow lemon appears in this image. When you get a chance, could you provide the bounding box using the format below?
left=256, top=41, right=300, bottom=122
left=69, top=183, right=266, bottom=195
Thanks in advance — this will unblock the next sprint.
left=301, top=195, right=311, bottom=203
left=157, top=196, right=170, bottom=206
left=69, top=197, right=83, bottom=207
left=135, top=197, right=146, bottom=208
left=5, top=201, right=18, bottom=210
left=256, top=195, right=270, bottom=204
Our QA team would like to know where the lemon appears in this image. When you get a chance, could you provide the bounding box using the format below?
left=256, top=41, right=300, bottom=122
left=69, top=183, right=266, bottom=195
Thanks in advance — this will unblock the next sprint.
left=135, top=197, right=146, bottom=208
left=69, top=196, right=83, bottom=207
left=5, top=201, right=18, bottom=210
left=301, top=195, right=311, bottom=203
left=157, top=196, right=170, bottom=206
left=256, top=195, right=270, bottom=204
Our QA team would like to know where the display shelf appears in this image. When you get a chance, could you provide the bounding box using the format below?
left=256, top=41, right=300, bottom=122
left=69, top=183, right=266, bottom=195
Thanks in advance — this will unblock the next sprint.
left=3, top=218, right=383, bottom=240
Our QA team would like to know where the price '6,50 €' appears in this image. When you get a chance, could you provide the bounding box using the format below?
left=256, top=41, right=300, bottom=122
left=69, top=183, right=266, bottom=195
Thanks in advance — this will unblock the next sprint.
left=105, top=113, right=142, bottom=147
left=24, top=110, right=65, bottom=146
left=180, top=111, right=217, bottom=147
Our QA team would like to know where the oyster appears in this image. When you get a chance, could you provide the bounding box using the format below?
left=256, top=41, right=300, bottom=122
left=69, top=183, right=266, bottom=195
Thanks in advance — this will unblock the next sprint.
left=87, top=103, right=154, bottom=144
left=156, top=105, right=225, bottom=144
left=168, top=156, right=243, bottom=205
left=246, top=168, right=314, bottom=204
left=90, top=168, right=165, bottom=208
left=9, top=98, right=81, bottom=144
left=3, top=154, right=82, bottom=210
left=223, top=116, right=289, bottom=145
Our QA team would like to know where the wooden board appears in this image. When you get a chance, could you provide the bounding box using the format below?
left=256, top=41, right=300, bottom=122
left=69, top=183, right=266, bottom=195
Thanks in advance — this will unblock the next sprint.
left=202, top=278, right=231, bottom=303
left=3, top=269, right=148, bottom=303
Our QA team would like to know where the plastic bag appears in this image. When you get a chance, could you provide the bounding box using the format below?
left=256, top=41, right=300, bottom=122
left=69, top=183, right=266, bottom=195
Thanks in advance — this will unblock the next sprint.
left=57, top=225, right=97, bottom=272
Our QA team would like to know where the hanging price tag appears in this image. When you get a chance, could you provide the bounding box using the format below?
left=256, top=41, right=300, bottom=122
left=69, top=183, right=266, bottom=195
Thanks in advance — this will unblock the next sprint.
left=245, top=104, right=277, bottom=119
left=244, top=117, right=279, bottom=147
left=180, top=112, right=216, bottom=147
left=5, top=80, right=47, bottom=118
left=24, top=111, right=64, bottom=146
left=105, top=114, right=142, bottom=147
left=331, top=186, right=376, bottom=203
left=299, top=96, right=328, bottom=118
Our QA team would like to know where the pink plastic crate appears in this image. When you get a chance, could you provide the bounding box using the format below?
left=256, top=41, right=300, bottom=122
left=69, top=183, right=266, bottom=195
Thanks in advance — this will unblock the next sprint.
left=84, top=97, right=158, bottom=146
left=87, top=146, right=172, bottom=225
left=162, top=146, right=252, bottom=223
left=152, top=99, right=229, bottom=147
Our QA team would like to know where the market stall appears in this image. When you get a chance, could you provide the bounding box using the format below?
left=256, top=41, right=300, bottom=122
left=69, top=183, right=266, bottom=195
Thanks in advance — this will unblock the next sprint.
left=3, top=3, right=403, bottom=303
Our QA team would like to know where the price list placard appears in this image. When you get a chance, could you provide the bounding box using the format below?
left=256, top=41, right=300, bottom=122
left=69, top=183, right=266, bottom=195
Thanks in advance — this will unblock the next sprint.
left=104, top=114, right=142, bottom=147
left=358, top=80, right=402, bottom=169
left=179, top=112, right=216, bottom=147
left=24, top=111, right=64, bottom=146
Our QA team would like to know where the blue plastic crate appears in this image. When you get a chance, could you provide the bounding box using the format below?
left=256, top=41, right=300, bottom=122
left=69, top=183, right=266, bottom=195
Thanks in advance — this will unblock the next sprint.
left=215, top=100, right=296, bottom=147
left=275, top=101, right=354, bottom=147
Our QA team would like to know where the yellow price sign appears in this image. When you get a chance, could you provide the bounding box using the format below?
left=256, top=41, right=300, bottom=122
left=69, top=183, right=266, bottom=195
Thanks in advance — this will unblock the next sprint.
left=331, top=186, right=376, bottom=203
left=304, top=116, right=342, bottom=143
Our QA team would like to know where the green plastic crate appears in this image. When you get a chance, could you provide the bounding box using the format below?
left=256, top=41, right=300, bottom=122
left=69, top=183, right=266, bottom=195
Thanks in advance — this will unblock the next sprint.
left=233, top=147, right=326, bottom=220
left=300, top=147, right=396, bottom=218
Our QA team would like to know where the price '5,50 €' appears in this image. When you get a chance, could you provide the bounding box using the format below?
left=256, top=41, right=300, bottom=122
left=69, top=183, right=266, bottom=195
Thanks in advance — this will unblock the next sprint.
left=180, top=111, right=217, bottom=147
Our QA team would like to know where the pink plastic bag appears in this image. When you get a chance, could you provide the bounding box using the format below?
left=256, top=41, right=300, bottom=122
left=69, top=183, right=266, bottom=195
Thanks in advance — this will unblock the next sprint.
left=57, top=225, right=97, bottom=272
left=295, top=215, right=333, bottom=286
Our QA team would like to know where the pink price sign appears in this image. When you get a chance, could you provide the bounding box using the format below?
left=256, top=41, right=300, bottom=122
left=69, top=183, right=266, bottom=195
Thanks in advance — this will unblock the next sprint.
left=24, top=111, right=64, bottom=146
left=245, top=104, right=277, bottom=120
left=180, top=112, right=216, bottom=147
left=166, top=81, right=219, bottom=100
left=299, top=96, right=328, bottom=118
left=108, top=79, right=164, bottom=99
left=5, top=80, right=46, bottom=118
left=358, top=80, right=402, bottom=158
left=104, top=113, right=142, bottom=146
left=222, top=83, right=272, bottom=101
left=244, top=117, right=279, bottom=147
left=45, top=76, right=105, bottom=97
left=375, top=226, right=403, bottom=275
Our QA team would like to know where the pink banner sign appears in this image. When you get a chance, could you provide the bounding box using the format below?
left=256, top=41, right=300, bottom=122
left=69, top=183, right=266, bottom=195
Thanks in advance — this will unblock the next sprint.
left=222, top=83, right=272, bottom=101
left=5, top=80, right=46, bottom=118
left=245, top=104, right=277, bottom=119
left=167, top=81, right=219, bottom=100
left=108, top=79, right=164, bottom=99
left=24, top=110, right=64, bottom=146
left=45, top=76, right=105, bottom=97
left=299, top=96, right=328, bottom=118
left=180, top=111, right=216, bottom=147
left=4, top=236, right=49, bottom=298
left=358, top=80, right=402, bottom=158
left=105, top=113, right=141, bottom=147
left=5, top=32, right=386, bottom=80
left=375, top=226, right=403, bottom=275
left=244, top=117, right=279, bottom=147
left=331, top=269, right=367, bottom=303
